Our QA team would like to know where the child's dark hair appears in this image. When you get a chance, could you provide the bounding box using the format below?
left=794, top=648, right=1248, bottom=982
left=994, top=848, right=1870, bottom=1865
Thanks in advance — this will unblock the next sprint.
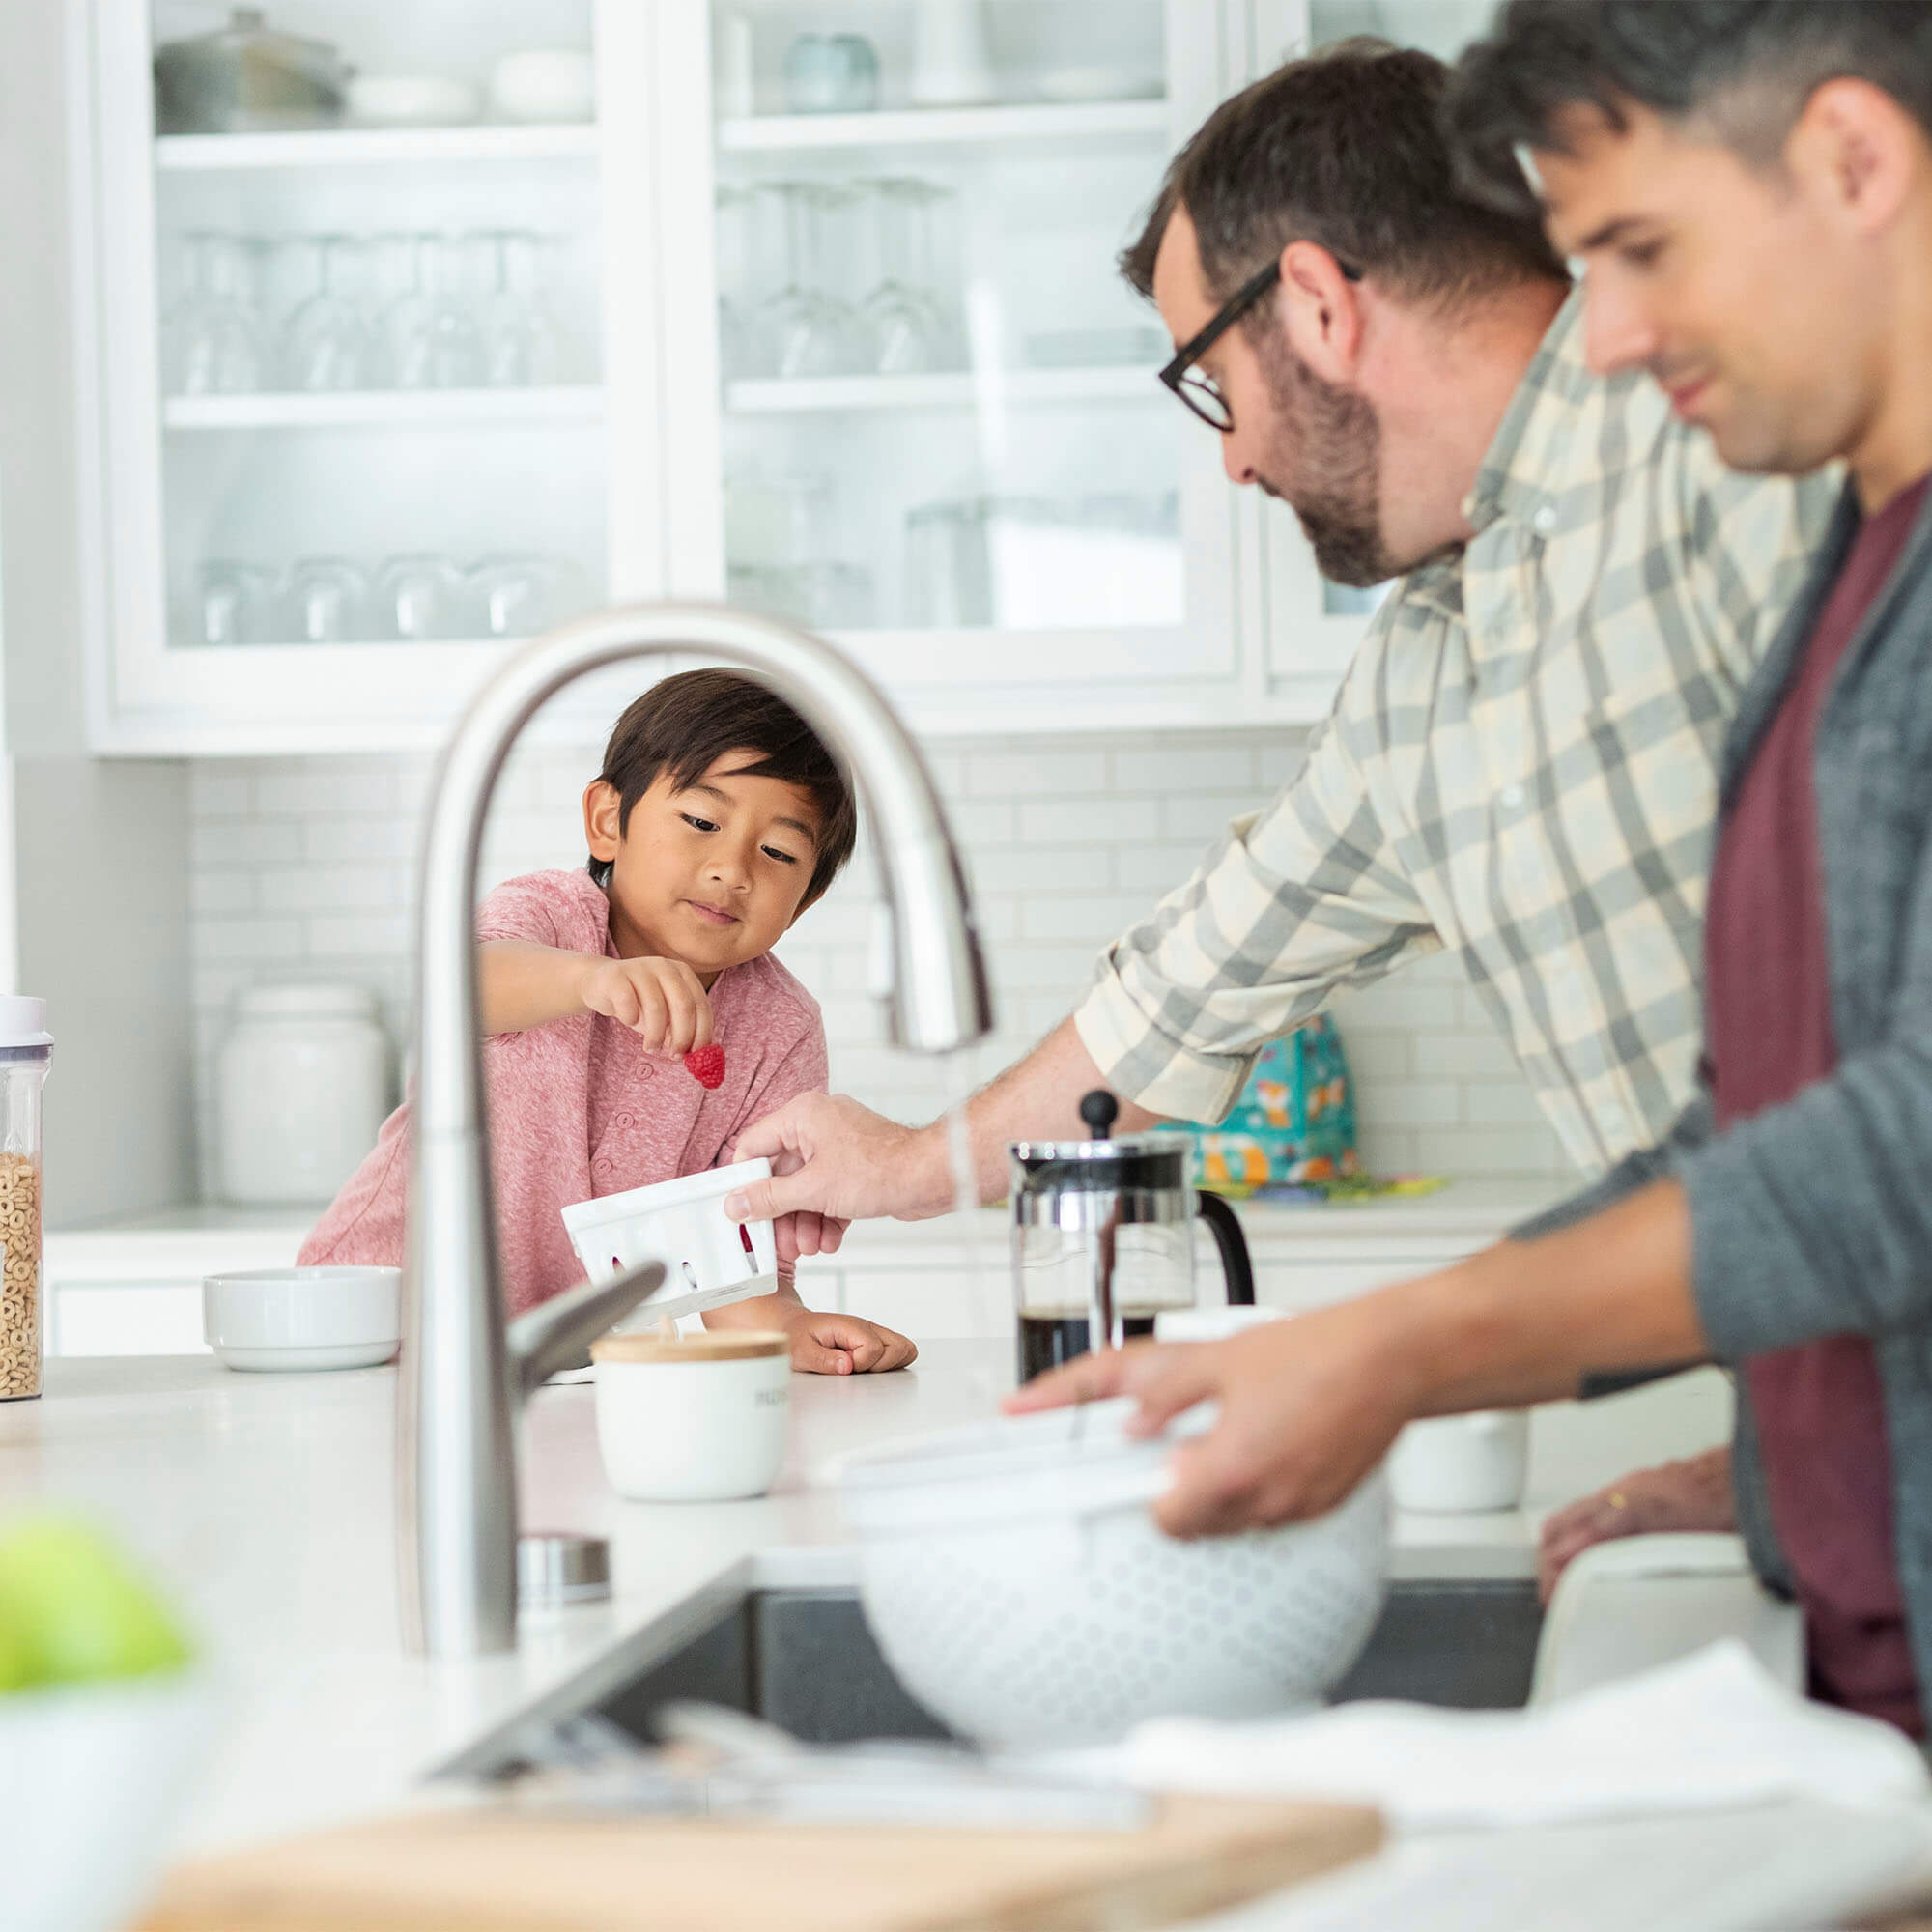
left=587, top=669, right=859, bottom=910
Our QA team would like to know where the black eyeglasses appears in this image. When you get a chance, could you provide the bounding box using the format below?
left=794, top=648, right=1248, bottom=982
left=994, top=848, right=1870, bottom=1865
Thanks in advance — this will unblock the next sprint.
left=1158, top=254, right=1363, bottom=433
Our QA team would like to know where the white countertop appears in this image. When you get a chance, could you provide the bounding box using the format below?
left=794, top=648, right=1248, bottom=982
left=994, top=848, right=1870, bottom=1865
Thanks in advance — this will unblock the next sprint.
left=0, top=1339, right=1728, bottom=1861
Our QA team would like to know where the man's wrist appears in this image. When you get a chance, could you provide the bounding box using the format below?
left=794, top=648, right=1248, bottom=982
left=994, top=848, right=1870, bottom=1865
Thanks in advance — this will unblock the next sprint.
left=902, top=1120, right=964, bottom=1219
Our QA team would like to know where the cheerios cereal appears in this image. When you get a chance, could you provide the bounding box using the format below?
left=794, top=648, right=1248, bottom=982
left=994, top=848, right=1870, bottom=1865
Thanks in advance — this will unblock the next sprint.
left=0, top=1152, right=42, bottom=1399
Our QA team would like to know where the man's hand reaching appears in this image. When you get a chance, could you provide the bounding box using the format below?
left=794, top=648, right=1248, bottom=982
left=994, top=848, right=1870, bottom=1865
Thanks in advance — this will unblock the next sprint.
left=725, top=1093, right=952, bottom=1267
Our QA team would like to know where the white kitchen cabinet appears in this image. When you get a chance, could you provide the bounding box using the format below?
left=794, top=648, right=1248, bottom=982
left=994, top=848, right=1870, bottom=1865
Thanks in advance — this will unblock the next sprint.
left=72, top=0, right=1415, bottom=753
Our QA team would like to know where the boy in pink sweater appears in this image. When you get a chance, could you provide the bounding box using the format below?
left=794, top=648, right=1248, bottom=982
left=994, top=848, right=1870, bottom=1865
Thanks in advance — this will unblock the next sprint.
left=301, top=669, right=915, bottom=1376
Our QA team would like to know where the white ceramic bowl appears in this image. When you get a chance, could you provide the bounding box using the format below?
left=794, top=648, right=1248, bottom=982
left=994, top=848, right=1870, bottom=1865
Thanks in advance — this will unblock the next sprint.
left=832, top=1399, right=1388, bottom=1749
left=488, top=48, right=595, bottom=124
left=347, top=72, right=482, bottom=128
left=0, top=1669, right=213, bottom=1932
left=202, top=1265, right=400, bottom=1372
left=591, top=1330, right=791, bottom=1501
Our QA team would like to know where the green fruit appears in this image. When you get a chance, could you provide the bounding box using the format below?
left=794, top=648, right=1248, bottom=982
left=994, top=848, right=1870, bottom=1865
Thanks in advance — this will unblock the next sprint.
left=0, top=1606, right=33, bottom=1692
left=0, top=1516, right=192, bottom=1687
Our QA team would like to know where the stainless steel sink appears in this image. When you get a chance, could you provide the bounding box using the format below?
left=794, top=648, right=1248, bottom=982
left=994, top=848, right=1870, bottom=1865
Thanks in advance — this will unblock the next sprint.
left=591, top=1580, right=1545, bottom=1748
left=443, top=1580, right=1542, bottom=1779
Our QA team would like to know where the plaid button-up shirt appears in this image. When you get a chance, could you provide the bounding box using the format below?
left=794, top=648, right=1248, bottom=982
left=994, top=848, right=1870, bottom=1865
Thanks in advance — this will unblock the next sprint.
left=1076, top=291, right=1837, bottom=1172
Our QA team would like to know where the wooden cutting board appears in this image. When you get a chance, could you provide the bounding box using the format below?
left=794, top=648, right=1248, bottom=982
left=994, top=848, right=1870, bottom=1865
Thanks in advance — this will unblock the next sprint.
left=137, top=1793, right=1382, bottom=1932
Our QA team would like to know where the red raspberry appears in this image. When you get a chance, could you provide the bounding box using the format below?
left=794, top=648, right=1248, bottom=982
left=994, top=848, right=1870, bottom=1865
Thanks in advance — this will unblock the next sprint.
left=684, top=1043, right=726, bottom=1090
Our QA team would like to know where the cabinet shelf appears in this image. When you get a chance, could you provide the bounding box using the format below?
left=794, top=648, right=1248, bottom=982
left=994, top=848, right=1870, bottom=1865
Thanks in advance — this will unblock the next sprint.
left=724, top=367, right=1160, bottom=413
left=717, top=99, right=1167, bottom=155
left=154, top=125, right=599, bottom=171
left=162, top=388, right=606, bottom=430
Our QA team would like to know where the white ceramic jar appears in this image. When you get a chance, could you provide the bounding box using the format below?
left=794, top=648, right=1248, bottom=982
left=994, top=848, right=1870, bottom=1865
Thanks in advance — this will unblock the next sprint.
left=591, top=1331, right=791, bottom=1501
left=216, top=984, right=390, bottom=1206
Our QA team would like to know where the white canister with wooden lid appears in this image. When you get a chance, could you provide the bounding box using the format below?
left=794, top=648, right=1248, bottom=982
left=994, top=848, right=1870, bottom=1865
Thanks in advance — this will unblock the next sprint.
left=590, top=1330, right=790, bottom=1501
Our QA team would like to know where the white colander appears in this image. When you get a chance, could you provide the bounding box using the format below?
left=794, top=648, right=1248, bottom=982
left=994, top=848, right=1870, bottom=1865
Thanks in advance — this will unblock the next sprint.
left=830, top=1399, right=1388, bottom=1750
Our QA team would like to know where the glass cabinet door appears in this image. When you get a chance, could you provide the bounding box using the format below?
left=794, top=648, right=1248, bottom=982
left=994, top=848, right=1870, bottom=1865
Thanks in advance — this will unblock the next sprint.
left=95, top=0, right=620, bottom=744
left=649, top=0, right=1244, bottom=729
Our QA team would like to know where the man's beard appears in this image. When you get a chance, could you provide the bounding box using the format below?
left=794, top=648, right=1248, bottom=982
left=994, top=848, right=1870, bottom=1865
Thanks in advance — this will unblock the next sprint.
left=1253, top=327, right=1396, bottom=589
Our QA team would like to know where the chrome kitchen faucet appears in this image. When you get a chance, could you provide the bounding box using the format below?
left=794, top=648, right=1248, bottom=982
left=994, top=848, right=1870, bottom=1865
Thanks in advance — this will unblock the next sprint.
left=401, top=604, right=993, bottom=1657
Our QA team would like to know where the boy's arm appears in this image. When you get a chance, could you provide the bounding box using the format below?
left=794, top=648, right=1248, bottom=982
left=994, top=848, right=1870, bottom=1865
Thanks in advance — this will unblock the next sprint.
left=479, top=941, right=714, bottom=1052
left=478, top=941, right=597, bottom=1036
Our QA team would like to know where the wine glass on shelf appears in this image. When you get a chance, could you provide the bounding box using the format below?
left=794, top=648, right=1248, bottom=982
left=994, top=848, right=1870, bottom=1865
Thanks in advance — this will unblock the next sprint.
left=475, top=232, right=571, bottom=387
left=861, top=179, right=956, bottom=375
left=370, top=234, right=483, bottom=390
left=161, top=231, right=265, bottom=396
left=279, top=235, right=371, bottom=392
left=715, top=185, right=757, bottom=384
left=752, top=182, right=873, bottom=380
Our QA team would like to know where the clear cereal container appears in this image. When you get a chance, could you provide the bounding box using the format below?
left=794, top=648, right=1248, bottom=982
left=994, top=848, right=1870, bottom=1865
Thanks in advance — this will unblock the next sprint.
left=0, top=998, right=51, bottom=1401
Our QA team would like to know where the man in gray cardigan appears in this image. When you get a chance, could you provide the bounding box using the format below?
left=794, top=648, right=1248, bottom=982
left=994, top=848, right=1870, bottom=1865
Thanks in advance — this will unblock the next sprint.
left=1017, top=0, right=1932, bottom=1734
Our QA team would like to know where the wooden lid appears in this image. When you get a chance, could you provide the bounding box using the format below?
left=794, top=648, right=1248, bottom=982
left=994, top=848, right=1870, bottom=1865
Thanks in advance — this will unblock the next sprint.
left=591, top=1329, right=789, bottom=1365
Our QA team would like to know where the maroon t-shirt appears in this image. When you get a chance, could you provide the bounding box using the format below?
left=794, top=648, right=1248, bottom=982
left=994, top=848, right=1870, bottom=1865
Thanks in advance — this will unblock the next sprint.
left=1705, top=472, right=1931, bottom=1734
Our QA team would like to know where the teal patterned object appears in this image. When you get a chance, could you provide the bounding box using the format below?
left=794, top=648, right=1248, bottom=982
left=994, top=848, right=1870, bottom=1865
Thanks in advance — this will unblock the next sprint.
left=1181, top=1014, right=1360, bottom=1195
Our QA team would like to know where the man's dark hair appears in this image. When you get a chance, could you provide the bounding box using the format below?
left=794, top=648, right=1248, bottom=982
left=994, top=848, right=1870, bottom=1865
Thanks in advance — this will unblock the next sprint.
left=588, top=668, right=858, bottom=910
left=1121, top=38, right=1566, bottom=318
left=1447, top=2, right=1932, bottom=218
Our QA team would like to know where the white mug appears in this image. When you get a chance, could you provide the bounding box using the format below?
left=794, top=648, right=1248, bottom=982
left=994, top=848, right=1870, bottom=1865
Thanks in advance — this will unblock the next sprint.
left=1387, top=1409, right=1530, bottom=1514
left=909, top=0, right=996, bottom=106
left=592, top=1330, right=791, bottom=1502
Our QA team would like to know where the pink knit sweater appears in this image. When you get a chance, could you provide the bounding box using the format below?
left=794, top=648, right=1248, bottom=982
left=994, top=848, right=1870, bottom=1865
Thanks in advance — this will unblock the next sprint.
left=298, top=868, right=827, bottom=1316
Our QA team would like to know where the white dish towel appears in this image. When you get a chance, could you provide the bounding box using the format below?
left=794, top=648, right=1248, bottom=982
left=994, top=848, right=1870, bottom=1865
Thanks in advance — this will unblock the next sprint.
left=1066, top=1641, right=1929, bottom=1832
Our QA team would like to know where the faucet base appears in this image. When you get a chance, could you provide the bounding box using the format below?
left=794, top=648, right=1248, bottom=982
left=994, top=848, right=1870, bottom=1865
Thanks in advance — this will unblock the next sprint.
left=518, top=1532, right=612, bottom=1610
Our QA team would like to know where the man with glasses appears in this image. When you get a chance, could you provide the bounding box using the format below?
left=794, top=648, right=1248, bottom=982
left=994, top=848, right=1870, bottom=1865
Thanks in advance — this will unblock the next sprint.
left=729, top=36, right=1828, bottom=1591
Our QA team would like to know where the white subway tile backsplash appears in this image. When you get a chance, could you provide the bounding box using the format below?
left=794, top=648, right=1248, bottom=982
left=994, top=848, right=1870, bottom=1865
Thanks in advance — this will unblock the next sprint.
left=259, top=866, right=405, bottom=913
left=253, top=766, right=398, bottom=818
left=193, top=819, right=302, bottom=868
left=1114, top=839, right=1213, bottom=895
left=185, top=729, right=1583, bottom=1194
left=1019, top=797, right=1160, bottom=845
left=198, top=916, right=306, bottom=961
left=964, top=748, right=1109, bottom=798
left=190, top=769, right=252, bottom=817
left=1160, top=791, right=1266, bottom=842
left=1111, top=741, right=1259, bottom=794
left=305, top=912, right=412, bottom=958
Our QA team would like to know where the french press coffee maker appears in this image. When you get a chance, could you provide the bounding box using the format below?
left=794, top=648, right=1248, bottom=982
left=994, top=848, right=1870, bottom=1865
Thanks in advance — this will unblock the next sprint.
left=1009, top=1091, right=1255, bottom=1382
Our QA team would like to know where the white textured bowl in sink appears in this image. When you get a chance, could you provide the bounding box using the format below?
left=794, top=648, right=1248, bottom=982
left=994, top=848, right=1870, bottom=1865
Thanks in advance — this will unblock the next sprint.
left=203, top=1265, right=400, bottom=1372
left=830, top=1398, right=1388, bottom=1749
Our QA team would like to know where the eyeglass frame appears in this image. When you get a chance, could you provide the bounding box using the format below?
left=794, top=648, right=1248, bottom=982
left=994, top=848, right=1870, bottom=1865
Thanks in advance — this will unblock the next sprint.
left=1158, top=252, right=1364, bottom=433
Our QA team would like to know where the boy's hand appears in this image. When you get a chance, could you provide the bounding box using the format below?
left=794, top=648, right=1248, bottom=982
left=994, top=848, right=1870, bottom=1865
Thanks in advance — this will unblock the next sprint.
left=580, top=955, right=714, bottom=1057
left=704, top=1289, right=917, bottom=1377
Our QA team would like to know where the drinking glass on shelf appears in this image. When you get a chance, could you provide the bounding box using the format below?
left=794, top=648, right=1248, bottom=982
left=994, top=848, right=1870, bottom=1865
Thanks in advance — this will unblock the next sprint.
left=279, top=556, right=369, bottom=643
left=193, top=559, right=278, bottom=646
left=370, top=233, right=483, bottom=390
left=475, top=232, right=571, bottom=387
left=716, top=185, right=758, bottom=384
left=279, top=235, right=371, bottom=391
left=162, top=232, right=266, bottom=396
left=752, top=182, right=873, bottom=379
left=464, top=553, right=587, bottom=638
left=861, top=179, right=956, bottom=374
left=374, top=554, right=466, bottom=640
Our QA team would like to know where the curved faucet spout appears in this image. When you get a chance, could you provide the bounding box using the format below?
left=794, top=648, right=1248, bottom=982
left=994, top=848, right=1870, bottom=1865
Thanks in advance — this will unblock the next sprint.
left=400, top=603, right=993, bottom=1658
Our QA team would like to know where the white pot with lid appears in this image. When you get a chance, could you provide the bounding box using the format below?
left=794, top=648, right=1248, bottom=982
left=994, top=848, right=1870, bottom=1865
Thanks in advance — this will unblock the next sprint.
left=216, top=983, right=390, bottom=1206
